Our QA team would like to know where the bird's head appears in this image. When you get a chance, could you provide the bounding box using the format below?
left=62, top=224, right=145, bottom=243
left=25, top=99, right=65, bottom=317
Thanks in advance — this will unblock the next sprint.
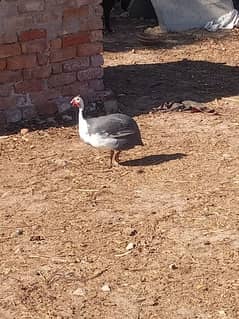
left=70, top=95, right=84, bottom=109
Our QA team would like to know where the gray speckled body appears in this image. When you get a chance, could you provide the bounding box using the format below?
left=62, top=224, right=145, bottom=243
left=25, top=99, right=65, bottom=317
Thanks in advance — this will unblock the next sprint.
left=86, top=113, right=143, bottom=150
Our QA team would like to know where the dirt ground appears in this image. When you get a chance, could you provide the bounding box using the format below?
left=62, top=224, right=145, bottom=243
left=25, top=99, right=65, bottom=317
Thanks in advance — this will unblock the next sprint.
left=1, top=16, right=239, bottom=319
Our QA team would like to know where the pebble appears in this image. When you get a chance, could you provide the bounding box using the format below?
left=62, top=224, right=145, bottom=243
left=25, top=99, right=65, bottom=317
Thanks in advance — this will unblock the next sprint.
left=128, top=229, right=137, bottom=236
left=20, top=128, right=29, bottom=135
left=72, top=288, right=85, bottom=296
left=126, top=242, right=135, bottom=251
left=16, top=229, right=24, bottom=236
left=54, top=159, right=68, bottom=168
left=169, top=263, right=178, bottom=270
left=30, top=235, right=44, bottom=241
left=218, top=310, right=226, bottom=317
left=101, top=283, right=111, bottom=292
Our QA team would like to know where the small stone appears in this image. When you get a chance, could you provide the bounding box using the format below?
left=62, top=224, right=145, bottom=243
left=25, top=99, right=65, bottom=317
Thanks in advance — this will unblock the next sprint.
left=128, top=229, right=137, bottom=236
left=218, top=310, right=226, bottom=317
left=54, top=159, right=68, bottom=168
left=101, top=283, right=111, bottom=292
left=137, top=169, right=144, bottom=174
left=32, top=225, right=41, bottom=231
left=30, top=235, right=44, bottom=241
left=169, top=263, right=178, bottom=270
left=20, top=128, right=29, bottom=135
left=16, top=229, right=24, bottom=236
left=72, top=288, right=85, bottom=296
left=126, top=242, right=135, bottom=251
left=15, top=247, right=24, bottom=253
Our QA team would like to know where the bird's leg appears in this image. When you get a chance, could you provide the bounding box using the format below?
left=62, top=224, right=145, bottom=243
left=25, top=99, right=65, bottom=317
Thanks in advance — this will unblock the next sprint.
left=114, top=151, right=121, bottom=165
left=109, top=150, right=114, bottom=168
left=112, top=150, right=121, bottom=167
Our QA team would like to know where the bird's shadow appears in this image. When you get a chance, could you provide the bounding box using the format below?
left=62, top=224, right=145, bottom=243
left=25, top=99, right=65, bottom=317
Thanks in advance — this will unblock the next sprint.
left=121, top=153, right=186, bottom=167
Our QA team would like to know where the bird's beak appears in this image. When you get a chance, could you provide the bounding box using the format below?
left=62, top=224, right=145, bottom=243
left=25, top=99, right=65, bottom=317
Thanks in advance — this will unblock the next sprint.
left=70, top=99, right=77, bottom=107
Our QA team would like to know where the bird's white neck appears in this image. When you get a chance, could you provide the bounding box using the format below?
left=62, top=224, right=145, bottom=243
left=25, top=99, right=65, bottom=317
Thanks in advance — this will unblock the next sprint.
left=78, top=106, right=89, bottom=141
left=78, top=98, right=86, bottom=125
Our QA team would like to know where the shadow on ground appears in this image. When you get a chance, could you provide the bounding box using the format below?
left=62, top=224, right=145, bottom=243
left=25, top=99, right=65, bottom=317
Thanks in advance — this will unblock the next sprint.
left=2, top=59, right=239, bottom=136
left=121, top=153, right=186, bottom=166
left=104, top=16, right=234, bottom=53
left=104, top=59, right=239, bottom=116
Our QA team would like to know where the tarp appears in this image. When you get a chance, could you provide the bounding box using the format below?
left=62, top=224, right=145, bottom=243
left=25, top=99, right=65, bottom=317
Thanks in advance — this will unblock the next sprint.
left=151, top=0, right=234, bottom=31
left=130, top=0, right=235, bottom=31
left=205, top=8, right=239, bottom=31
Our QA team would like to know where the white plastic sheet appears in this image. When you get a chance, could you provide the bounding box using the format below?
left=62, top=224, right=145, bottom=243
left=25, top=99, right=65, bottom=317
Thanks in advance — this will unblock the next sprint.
left=205, top=9, right=239, bottom=31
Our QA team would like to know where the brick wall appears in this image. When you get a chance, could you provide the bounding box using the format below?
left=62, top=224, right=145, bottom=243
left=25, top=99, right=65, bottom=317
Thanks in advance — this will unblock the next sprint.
left=0, top=0, right=104, bottom=127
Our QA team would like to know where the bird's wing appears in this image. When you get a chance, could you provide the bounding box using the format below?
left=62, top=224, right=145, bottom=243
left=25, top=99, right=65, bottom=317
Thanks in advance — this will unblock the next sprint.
left=87, top=114, right=137, bottom=137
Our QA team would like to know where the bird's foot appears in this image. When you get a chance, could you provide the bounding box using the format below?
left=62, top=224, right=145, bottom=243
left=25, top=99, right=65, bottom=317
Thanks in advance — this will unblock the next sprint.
left=113, top=160, right=120, bottom=167
left=108, top=161, right=120, bottom=169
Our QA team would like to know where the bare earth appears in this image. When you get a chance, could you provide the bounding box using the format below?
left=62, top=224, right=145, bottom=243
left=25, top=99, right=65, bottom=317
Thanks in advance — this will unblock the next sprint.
left=0, top=17, right=239, bottom=319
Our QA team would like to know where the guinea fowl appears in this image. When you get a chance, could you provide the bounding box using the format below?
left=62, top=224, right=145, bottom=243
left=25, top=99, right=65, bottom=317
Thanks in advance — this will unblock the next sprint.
left=70, top=95, right=143, bottom=167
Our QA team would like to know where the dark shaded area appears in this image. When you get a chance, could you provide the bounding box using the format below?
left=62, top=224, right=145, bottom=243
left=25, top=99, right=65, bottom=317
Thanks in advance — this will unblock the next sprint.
left=128, top=0, right=157, bottom=19
left=0, top=110, right=78, bottom=137
left=104, top=59, right=239, bottom=116
left=232, top=0, right=239, bottom=10
left=121, top=153, right=186, bottom=166
left=104, top=14, right=234, bottom=53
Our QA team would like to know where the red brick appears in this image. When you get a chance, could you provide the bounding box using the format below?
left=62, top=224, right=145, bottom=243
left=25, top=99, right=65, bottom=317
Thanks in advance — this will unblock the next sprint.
left=0, top=43, right=21, bottom=59
left=77, top=43, right=103, bottom=57
left=63, top=57, right=90, bottom=72
left=63, top=32, right=90, bottom=48
left=48, top=72, right=76, bottom=88
left=61, top=81, right=88, bottom=97
left=90, top=31, right=103, bottom=43
left=87, top=16, right=103, bottom=30
left=37, top=52, right=49, bottom=65
left=0, top=70, right=22, bottom=84
left=90, top=55, right=104, bottom=67
left=50, top=38, right=62, bottom=49
left=50, top=47, right=76, bottom=63
left=29, top=65, right=52, bottom=79
left=52, top=63, right=62, bottom=74
left=19, top=29, right=47, bottom=42
left=63, top=6, right=89, bottom=19
left=15, top=79, right=44, bottom=94
left=23, top=69, right=32, bottom=80
left=18, top=1, right=45, bottom=13
left=21, top=39, right=48, bottom=54
left=7, top=54, right=37, bottom=70
left=0, top=59, right=7, bottom=71
left=0, top=96, right=17, bottom=110
left=0, top=33, right=18, bottom=45
left=36, top=101, right=58, bottom=116
left=79, top=15, right=103, bottom=32
left=92, top=3, right=103, bottom=16
left=77, top=67, right=103, bottom=82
